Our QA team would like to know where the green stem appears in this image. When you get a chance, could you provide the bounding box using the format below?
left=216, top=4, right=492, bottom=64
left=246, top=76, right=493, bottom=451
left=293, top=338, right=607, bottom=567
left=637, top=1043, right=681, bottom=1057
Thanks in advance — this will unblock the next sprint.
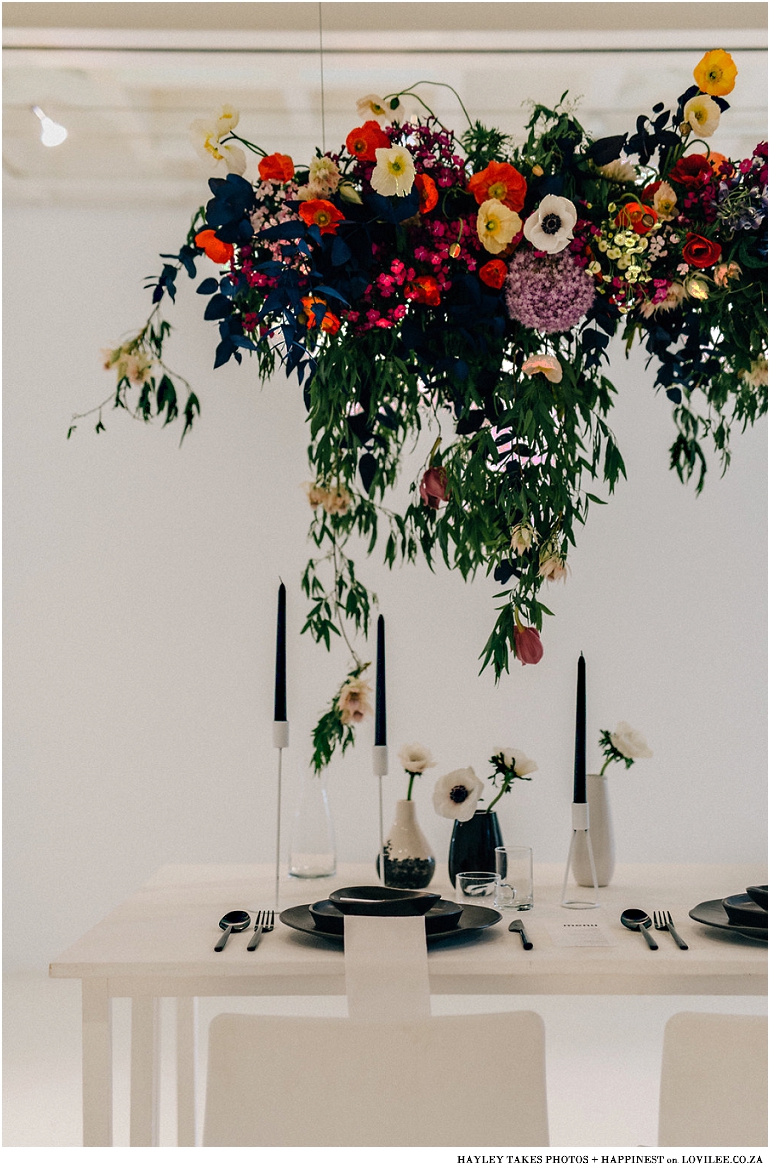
left=387, top=81, right=473, bottom=130
left=225, top=132, right=267, bottom=158
left=599, top=759, right=609, bottom=776
left=406, top=773, right=416, bottom=801
left=485, top=780, right=509, bottom=812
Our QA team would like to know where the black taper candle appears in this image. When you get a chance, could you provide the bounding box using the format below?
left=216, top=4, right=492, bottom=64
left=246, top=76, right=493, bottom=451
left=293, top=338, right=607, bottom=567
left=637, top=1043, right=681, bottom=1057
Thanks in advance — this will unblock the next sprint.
left=274, top=583, right=287, bottom=722
left=573, top=652, right=586, bottom=803
left=375, top=615, right=387, bottom=746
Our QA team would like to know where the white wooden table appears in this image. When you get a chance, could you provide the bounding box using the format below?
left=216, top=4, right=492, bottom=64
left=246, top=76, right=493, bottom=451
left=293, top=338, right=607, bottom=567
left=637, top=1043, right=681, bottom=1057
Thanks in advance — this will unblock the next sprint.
left=49, top=861, right=767, bottom=1146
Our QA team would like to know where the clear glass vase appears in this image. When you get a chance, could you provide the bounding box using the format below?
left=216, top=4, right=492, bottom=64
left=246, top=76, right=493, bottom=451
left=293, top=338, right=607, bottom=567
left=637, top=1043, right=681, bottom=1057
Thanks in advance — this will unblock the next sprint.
left=288, top=772, right=336, bottom=879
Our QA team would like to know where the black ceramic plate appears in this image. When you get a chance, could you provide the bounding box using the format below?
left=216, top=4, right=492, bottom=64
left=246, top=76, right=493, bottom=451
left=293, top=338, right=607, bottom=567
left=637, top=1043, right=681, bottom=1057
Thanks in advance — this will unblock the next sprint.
left=747, top=885, right=768, bottom=911
left=281, top=902, right=501, bottom=944
left=309, top=898, right=463, bottom=936
left=722, top=893, right=768, bottom=928
left=689, top=899, right=768, bottom=941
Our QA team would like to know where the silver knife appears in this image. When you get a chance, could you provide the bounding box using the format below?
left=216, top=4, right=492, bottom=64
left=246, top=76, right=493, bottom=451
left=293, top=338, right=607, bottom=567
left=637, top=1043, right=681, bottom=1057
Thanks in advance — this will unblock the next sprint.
left=508, top=919, right=533, bottom=949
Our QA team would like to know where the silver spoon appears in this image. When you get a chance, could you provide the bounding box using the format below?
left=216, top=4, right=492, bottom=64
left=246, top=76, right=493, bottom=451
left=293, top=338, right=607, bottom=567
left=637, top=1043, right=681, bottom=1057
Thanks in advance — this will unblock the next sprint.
left=214, top=910, right=250, bottom=952
left=620, top=907, right=658, bottom=950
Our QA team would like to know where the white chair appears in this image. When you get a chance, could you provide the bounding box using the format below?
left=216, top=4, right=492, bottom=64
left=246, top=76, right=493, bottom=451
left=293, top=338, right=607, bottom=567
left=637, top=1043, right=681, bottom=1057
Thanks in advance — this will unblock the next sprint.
left=203, top=1010, right=549, bottom=1146
left=658, top=1012, right=768, bottom=1147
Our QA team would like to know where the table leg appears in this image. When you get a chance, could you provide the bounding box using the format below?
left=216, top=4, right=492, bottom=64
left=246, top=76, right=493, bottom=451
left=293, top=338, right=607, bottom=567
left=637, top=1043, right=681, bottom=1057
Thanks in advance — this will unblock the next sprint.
left=130, top=996, right=160, bottom=1146
left=82, top=978, right=112, bottom=1146
left=176, top=997, right=198, bottom=1146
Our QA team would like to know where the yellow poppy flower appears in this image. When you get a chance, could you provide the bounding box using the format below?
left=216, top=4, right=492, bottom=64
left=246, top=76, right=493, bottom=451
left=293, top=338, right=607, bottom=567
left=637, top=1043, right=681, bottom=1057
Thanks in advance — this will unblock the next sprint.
left=476, top=199, right=522, bottom=254
left=693, top=49, right=738, bottom=96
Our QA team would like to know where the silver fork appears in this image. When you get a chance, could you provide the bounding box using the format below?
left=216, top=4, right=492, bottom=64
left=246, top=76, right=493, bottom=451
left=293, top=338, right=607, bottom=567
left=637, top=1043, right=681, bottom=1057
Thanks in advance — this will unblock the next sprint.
left=247, top=909, right=275, bottom=951
left=653, top=910, right=689, bottom=950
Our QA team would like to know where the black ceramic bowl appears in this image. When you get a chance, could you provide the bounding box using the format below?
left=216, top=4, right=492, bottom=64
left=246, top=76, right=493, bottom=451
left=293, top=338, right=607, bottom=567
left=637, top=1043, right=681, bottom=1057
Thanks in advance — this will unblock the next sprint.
left=722, top=893, right=768, bottom=928
left=328, top=885, right=442, bottom=916
left=310, top=898, right=463, bottom=934
left=746, top=885, right=768, bottom=911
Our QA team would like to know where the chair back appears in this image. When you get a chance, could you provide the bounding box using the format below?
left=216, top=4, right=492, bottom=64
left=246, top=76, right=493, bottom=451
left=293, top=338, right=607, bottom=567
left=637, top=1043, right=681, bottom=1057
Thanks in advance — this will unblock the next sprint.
left=658, top=1011, right=767, bottom=1146
left=204, top=1010, right=549, bottom=1146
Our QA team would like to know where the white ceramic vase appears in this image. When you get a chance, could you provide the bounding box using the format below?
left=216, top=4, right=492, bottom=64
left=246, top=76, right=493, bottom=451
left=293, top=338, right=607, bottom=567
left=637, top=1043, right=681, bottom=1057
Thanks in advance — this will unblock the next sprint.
left=381, top=798, right=436, bottom=889
left=572, top=773, right=615, bottom=887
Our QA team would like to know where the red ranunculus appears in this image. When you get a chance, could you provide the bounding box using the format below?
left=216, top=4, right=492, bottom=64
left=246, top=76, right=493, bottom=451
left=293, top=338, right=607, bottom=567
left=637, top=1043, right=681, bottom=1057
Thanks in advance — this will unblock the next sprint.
left=345, top=120, right=390, bottom=162
left=682, top=233, right=722, bottom=269
left=478, top=259, right=508, bottom=289
left=258, top=152, right=295, bottom=183
left=614, top=201, right=657, bottom=235
left=668, top=154, right=713, bottom=189
left=414, top=173, right=439, bottom=214
left=298, top=199, right=345, bottom=235
left=513, top=624, right=544, bottom=665
left=419, top=466, right=450, bottom=509
left=405, top=275, right=441, bottom=306
left=194, top=229, right=234, bottom=264
left=467, top=160, right=527, bottom=212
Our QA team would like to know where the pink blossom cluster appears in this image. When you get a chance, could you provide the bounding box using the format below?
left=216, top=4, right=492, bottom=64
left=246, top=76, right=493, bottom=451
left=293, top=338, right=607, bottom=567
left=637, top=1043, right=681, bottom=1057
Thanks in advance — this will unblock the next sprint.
left=398, top=122, right=468, bottom=189
left=505, top=251, right=596, bottom=333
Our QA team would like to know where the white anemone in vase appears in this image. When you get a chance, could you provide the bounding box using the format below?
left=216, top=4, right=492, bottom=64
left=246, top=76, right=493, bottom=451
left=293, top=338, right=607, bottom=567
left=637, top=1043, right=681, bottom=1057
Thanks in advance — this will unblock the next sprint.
left=432, top=767, right=484, bottom=822
left=609, top=722, right=652, bottom=760
left=523, top=194, right=578, bottom=254
left=398, top=743, right=436, bottom=775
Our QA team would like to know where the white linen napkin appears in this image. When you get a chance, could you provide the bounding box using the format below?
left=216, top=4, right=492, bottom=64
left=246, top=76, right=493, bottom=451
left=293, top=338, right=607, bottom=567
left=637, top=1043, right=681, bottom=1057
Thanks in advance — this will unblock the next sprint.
left=343, top=914, right=431, bottom=1021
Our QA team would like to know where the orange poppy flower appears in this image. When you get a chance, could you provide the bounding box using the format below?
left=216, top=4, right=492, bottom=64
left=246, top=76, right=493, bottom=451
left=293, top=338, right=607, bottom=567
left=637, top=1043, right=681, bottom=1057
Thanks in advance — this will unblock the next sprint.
left=405, top=275, right=441, bottom=306
left=194, top=229, right=235, bottom=264
left=301, top=297, right=341, bottom=333
left=298, top=199, right=345, bottom=235
left=467, top=160, right=527, bottom=213
left=693, top=49, right=738, bottom=97
left=345, top=120, right=391, bottom=163
left=414, top=173, right=439, bottom=214
left=478, top=259, right=508, bottom=289
left=614, top=201, right=658, bottom=235
left=258, top=153, right=295, bottom=183
left=705, top=151, right=734, bottom=177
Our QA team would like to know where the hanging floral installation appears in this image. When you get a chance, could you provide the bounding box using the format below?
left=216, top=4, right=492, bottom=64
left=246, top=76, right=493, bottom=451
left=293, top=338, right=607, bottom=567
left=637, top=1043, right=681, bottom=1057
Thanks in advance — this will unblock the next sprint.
left=80, top=51, right=767, bottom=771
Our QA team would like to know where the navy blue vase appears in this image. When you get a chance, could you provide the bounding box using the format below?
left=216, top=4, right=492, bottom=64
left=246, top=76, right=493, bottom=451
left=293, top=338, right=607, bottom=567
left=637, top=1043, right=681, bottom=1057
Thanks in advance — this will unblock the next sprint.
left=448, top=808, right=503, bottom=887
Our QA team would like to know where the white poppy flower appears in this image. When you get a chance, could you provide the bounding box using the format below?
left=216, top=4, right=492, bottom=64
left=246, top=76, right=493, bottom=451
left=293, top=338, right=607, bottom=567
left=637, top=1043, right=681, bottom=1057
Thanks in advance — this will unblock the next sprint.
left=476, top=199, right=522, bottom=255
left=356, top=93, right=400, bottom=123
left=523, top=194, right=578, bottom=254
left=683, top=94, right=721, bottom=138
left=609, top=722, right=652, bottom=760
left=432, top=767, right=484, bottom=821
left=189, top=116, right=246, bottom=175
left=371, top=145, right=416, bottom=198
left=521, top=353, right=563, bottom=383
left=398, top=743, right=436, bottom=775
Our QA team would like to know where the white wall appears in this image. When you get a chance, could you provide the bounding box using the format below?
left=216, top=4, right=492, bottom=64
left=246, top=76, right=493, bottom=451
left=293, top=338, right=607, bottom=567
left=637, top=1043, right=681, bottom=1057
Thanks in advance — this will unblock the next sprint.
left=3, top=205, right=767, bottom=972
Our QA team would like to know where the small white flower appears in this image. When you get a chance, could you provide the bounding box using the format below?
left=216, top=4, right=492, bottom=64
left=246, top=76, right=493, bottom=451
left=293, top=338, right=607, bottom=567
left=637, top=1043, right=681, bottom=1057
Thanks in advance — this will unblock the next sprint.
left=432, top=767, right=484, bottom=822
left=356, top=93, right=400, bottom=123
left=683, top=94, right=721, bottom=138
left=398, top=743, right=436, bottom=775
left=492, top=747, right=538, bottom=778
left=370, top=145, right=416, bottom=197
left=597, top=158, right=637, bottom=183
left=652, top=181, right=678, bottom=222
left=307, top=155, right=341, bottom=197
left=189, top=111, right=246, bottom=175
left=338, top=181, right=364, bottom=205
left=610, top=722, right=652, bottom=760
left=510, top=522, right=537, bottom=555
left=523, top=194, right=578, bottom=254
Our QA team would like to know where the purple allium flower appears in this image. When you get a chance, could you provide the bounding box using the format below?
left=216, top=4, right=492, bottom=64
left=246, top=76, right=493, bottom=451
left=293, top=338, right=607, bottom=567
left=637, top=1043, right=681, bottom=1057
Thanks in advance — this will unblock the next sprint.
left=505, top=250, right=596, bottom=333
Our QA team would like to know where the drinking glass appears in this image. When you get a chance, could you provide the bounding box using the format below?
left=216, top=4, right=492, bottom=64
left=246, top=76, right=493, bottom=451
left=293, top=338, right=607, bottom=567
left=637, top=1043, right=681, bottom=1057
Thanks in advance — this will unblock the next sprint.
left=455, top=871, right=500, bottom=908
left=494, top=846, right=534, bottom=910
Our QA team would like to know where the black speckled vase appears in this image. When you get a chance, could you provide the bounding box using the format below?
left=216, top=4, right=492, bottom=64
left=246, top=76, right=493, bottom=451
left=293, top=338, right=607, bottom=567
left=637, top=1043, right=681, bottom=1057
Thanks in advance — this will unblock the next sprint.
left=379, top=799, right=436, bottom=889
left=448, top=808, right=503, bottom=887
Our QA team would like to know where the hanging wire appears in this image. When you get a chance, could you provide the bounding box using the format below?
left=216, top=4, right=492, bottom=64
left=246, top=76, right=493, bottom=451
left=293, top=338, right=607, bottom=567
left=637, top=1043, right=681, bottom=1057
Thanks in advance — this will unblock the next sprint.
left=318, top=2, right=327, bottom=152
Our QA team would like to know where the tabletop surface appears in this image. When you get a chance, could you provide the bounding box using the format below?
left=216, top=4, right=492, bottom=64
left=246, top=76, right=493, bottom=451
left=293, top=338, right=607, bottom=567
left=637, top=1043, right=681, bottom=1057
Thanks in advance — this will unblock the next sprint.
left=49, top=862, right=767, bottom=995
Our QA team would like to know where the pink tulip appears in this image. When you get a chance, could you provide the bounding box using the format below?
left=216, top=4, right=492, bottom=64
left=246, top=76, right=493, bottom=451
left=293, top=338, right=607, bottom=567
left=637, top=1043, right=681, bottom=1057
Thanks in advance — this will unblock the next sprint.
left=419, top=466, right=450, bottom=509
left=514, top=625, right=544, bottom=665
